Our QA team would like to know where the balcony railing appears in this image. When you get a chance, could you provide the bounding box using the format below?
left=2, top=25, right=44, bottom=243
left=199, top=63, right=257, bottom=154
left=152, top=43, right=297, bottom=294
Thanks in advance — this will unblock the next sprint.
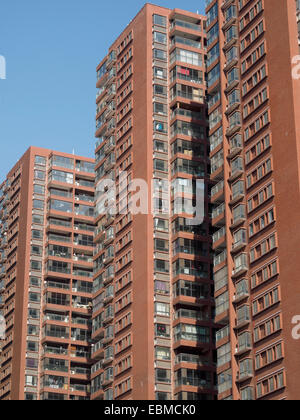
left=174, top=332, right=210, bottom=343
left=175, top=377, right=212, bottom=388
left=212, top=203, right=225, bottom=219
left=214, top=250, right=227, bottom=267
left=43, top=346, right=68, bottom=356
left=175, top=308, right=209, bottom=321
left=213, top=227, right=226, bottom=244
left=171, top=19, right=201, bottom=32
left=45, top=281, right=70, bottom=290
left=216, top=325, right=230, bottom=343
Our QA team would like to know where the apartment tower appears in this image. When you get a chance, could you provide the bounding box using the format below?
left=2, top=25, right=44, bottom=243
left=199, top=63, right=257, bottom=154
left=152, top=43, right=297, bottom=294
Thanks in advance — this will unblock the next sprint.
left=0, top=147, right=95, bottom=400
left=91, top=4, right=217, bottom=401
left=206, top=0, right=300, bottom=400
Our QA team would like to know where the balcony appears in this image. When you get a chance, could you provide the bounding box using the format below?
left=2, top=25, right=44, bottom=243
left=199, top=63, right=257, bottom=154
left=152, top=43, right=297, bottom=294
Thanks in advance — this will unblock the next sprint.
left=103, top=270, right=114, bottom=286
left=174, top=308, right=210, bottom=322
left=69, top=384, right=90, bottom=394
left=44, top=313, right=69, bottom=323
left=175, top=353, right=211, bottom=367
left=174, top=332, right=210, bottom=346
left=170, top=19, right=202, bottom=33
left=235, top=306, right=251, bottom=330
left=241, top=386, right=255, bottom=401
left=106, top=51, right=117, bottom=70
left=73, top=254, right=93, bottom=264
left=231, top=206, right=246, bottom=229
left=48, top=234, right=71, bottom=244
left=229, top=158, right=243, bottom=183
left=211, top=156, right=224, bottom=181
left=214, top=250, right=227, bottom=268
left=215, top=292, right=229, bottom=324
left=230, top=181, right=245, bottom=206
left=237, top=362, right=253, bottom=383
left=46, top=265, right=71, bottom=276
left=104, top=233, right=114, bottom=246
left=210, top=130, right=223, bottom=152
left=175, top=377, right=212, bottom=389
left=73, top=270, right=93, bottom=279
left=235, top=332, right=252, bottom=357
left=43, top=346, right=68, bottom=357
left=171, top=36, right=201, bottom=51
left=91, top=340, right=104, bottom=360
left=232, top=254, right=248, bottom=279
left=43, top=329, right=69, bottom=340
left=233, top=279, right=249, bottom=304
left=173, top=281, right=211, bottom=303
left=211, top=180, right=225, bottom=204
left=104, top=137, right=116, bottom=155
left=213, top=226, right=226, bottom=251
left=103, top=348, right=114, bottom=366
left=43, top=364, right=69, bottom=374
left=45, top=280, right=70, bottom=291
left=212, top=203, right=225, bottom=227
left=103, top=308, right=114, bottom=325
left=103, top=254, right=114, bottom=265
left=216, top=325, right=230, bottom=344
left=228, top=134, right=243, bottom=159
left=226, top=113, right=241, bottom=137
left=223, top=29, right=238, bottom=52
left=0, top=267, right=5, bottom=278
left=231, top=229, right=247, bottom=254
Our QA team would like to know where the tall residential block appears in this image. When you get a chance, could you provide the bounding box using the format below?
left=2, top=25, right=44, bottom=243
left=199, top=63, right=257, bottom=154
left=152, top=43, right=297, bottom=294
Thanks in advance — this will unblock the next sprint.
left=206, top=0, right=300, bottom=400
left=297, top=0, right=300, bottom=46
left=0, top=147, right=95, bottom=400
left=91, top=4, right=218, bottom=401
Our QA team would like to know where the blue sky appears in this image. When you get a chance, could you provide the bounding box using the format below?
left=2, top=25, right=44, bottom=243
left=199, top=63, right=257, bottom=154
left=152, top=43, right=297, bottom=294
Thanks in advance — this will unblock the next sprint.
left=0, top=0, right=205, bottom=180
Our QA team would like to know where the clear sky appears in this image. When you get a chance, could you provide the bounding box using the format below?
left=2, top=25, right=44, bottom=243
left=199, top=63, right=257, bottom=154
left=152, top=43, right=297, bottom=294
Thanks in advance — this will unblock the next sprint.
left=0, top=0, right=205, bottom=180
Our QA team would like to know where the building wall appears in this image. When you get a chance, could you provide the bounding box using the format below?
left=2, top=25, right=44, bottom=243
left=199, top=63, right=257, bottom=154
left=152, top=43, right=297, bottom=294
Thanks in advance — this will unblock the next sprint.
left=206, top=0, right=300, bottom=400
left=0, top=147, right=95, bottom=400
left=92, top=4, right=217, bottom=401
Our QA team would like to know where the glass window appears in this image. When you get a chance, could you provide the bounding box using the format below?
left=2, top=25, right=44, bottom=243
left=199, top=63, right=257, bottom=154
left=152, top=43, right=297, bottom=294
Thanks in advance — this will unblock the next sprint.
left=153, top=14, right=167, bottom=27
left=153, top=67, right=166, bottom=79
left=31, top=245, right=42, bottom=255
left=170, top=48, right=202, bottom=66
left=154, top=49, right=167, bottom=61
left=154, top=32, right=167, bottom=44
left=49, top=170, right=74, bottom=185
left=34, top=170, right=45, bottom=181
left=34, top=184, right=45, bottom=195
left=32, top=229, right=43, bottom=240
left=154, top=84, right=167, bottom=96
left=154, top=102, right=167, bottom=115
left=52, top=155, right=74, bottom=170
left=31, top=260, right=42, bottom=271
left=32, top=214, right=43, bottom=224
left=33, top=199, right=44, bottom=210
left=207, top=64, right=220, bottom=88
left=154, top=121, right=167, bottom=134
left=50, top=199, right=72, bottom=213
left=207, top=3, right=218, bottom=26
left=35, top=156, right=46, bottom=166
